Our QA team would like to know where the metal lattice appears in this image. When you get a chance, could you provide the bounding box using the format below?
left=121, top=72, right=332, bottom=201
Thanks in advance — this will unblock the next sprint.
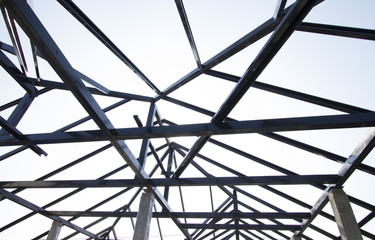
left=1, top=0, right=375, bottom=239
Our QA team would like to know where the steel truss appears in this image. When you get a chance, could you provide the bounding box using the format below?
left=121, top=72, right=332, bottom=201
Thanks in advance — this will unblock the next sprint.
left=0, top=0, right=374, bottom=239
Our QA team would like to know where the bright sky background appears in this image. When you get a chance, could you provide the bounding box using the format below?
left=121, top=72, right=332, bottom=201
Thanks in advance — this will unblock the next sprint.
left=1, top=0, right=375, bottom=239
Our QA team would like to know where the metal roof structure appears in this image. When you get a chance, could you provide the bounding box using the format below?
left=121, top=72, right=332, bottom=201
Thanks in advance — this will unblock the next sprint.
left=1, top=0, right=375, bottom=239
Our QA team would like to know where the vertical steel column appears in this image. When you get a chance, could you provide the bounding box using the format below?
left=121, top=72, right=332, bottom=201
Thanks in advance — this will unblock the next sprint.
left=46, top=221, right=63, bottom=240
left=328, top=187, right=363, bottom=240
left=133, top=189, right=155, bottom=240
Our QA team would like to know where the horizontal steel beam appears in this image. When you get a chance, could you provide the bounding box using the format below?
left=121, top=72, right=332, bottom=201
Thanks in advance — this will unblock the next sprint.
left=42, top=211, right=311, bottom=219
left=297, top=22, right=375, bottom=41
left=181, top=223, right=301, bottom=230
left=0, top=112, right=374, bottom=146
left=0, top=175, right=340, bottom=188
left=27, top=78, right=153, bottom=102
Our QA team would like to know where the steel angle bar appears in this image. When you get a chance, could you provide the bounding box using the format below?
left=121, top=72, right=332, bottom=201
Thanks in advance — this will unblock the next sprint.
left=175, top=0, right=201, bottom=68
left=0, top=41, right=16, bottom=54
left=297, top=22, right=375, bottom=41
left=57, top=0, right=161, bottom=95
left=0, top=115, right=46, bottom=156
left=2, top=112, right=374, bottom=146
left=205, top=69, right=373, bottom=114
left=0, top=188, right=100, bottom=239
left=0, top=50, right=37, bottom=95
left=1, top=6, right=27, bottom=73
left=293, top=127, right=375, bottom=237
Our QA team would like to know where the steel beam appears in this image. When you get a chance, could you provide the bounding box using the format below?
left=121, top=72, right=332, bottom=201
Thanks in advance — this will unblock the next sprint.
left=28, top=76, right=153, bottom=102
left=0, top=115, right=47, bottom=156
left=0, top=174, right=339, bottom=188
left=175, top=0, right=201, bottom=68
left=297, top=22, right=375, bottom=41
left=0, top=93, right=35, bottom=136
left=138, top=103, right=157, bottom=167
left=39, top=211, right=312, bottom=219
left=0, top=40, right=16, bottom=54
left=181, top=223, right=301, bottom=231
left=205, top=69, right=372, bottom=114
left=57, top=0, right=161, bottom=95
left=0, top=50, right=37, bottom=95
left=1, top=112, right=374, bottom=146
left=1, top=6, right=27, bottom=73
